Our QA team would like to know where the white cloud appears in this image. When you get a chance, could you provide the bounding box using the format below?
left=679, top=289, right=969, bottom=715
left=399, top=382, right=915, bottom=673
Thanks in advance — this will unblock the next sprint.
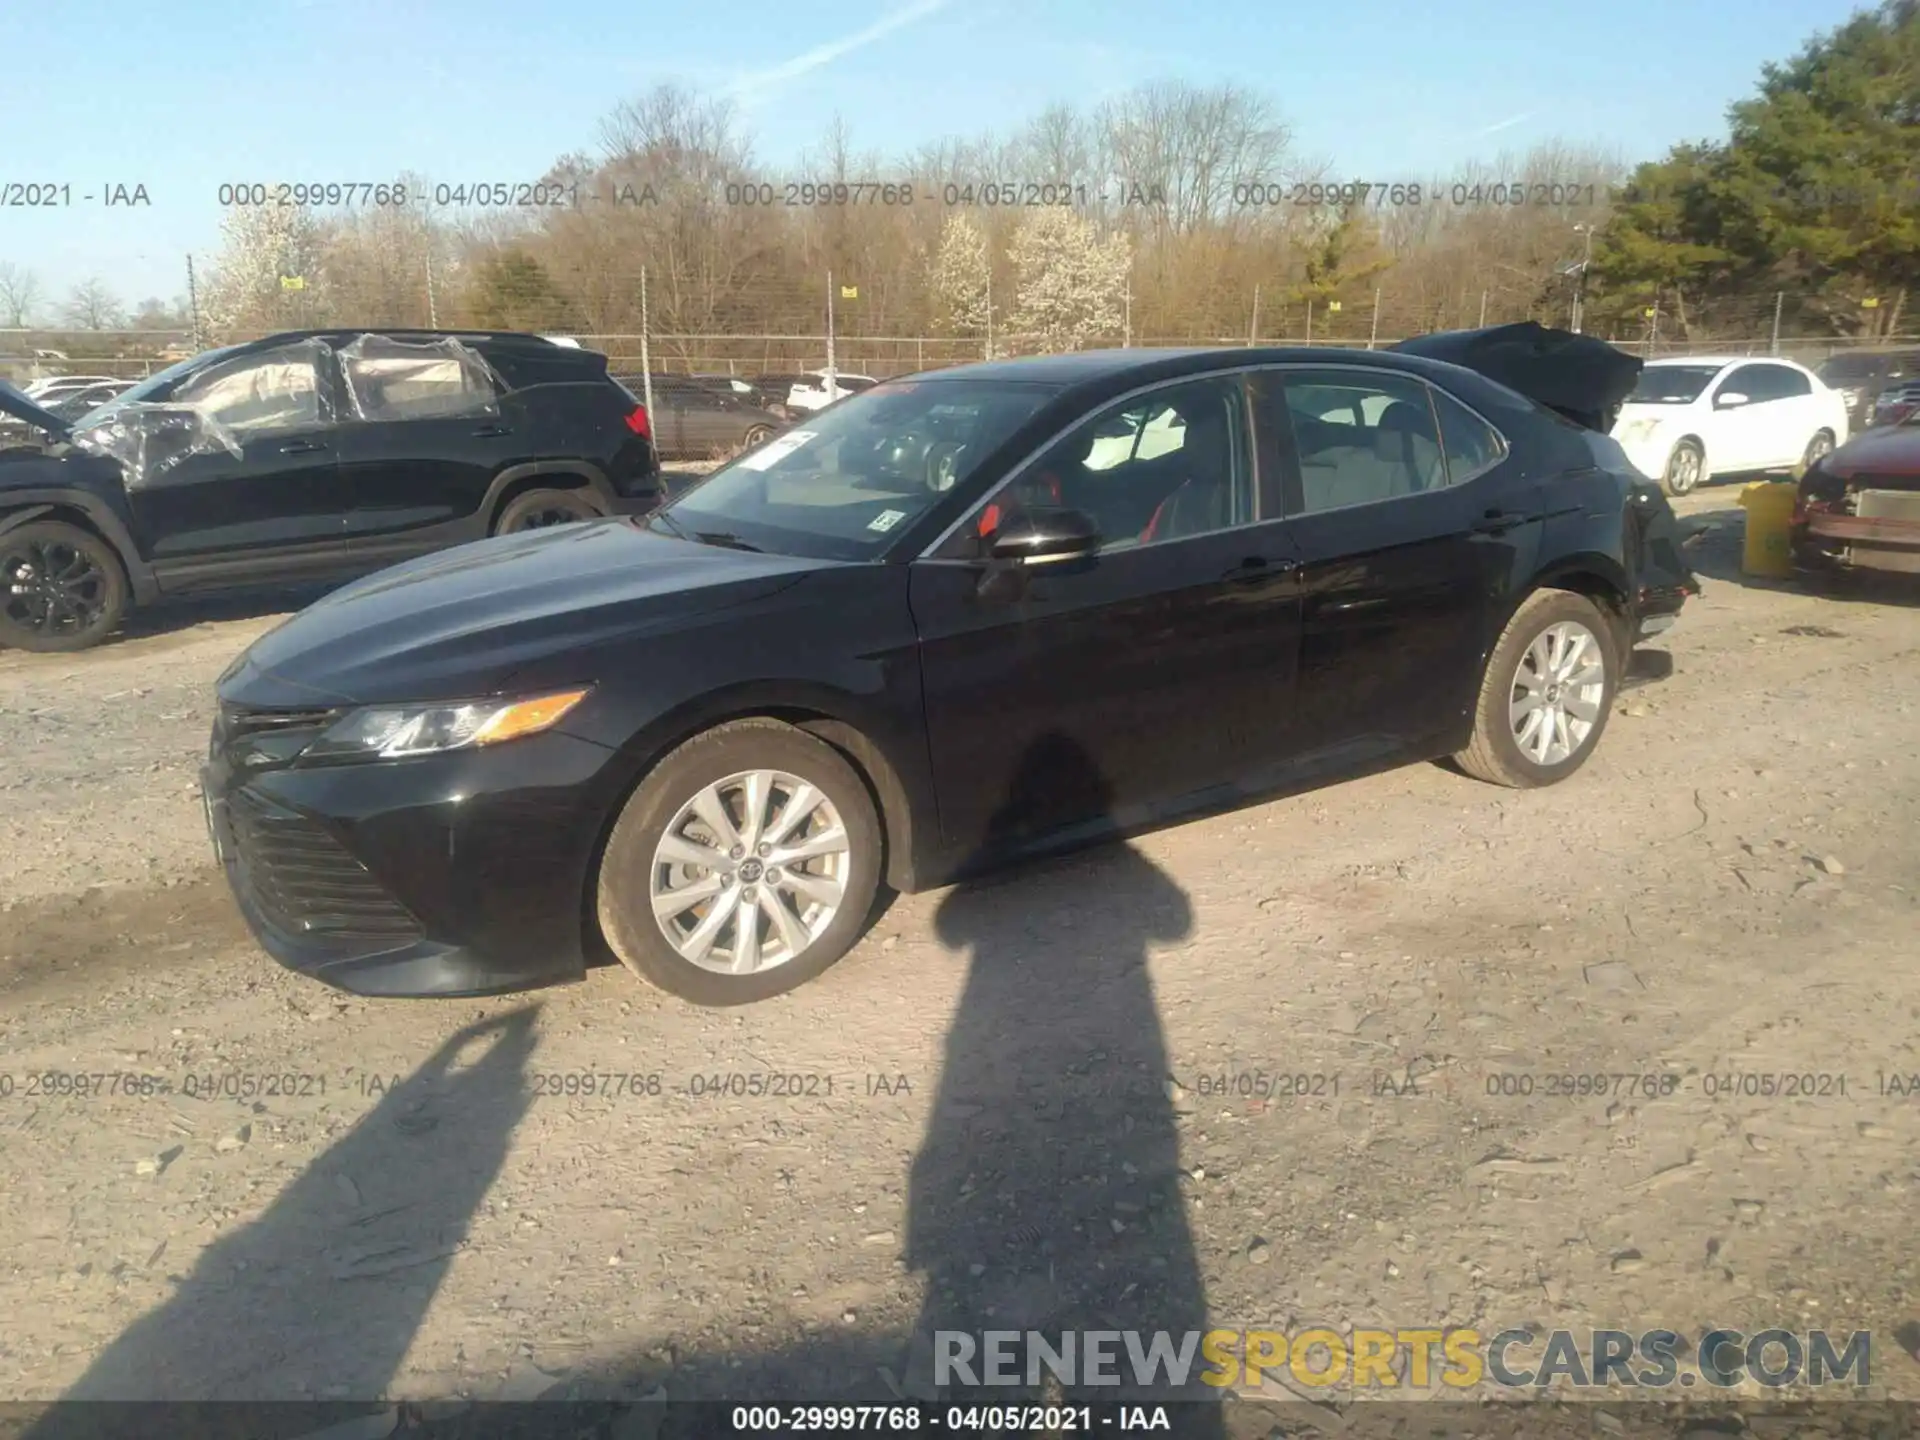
left=725, top=0, right=953, bottom=107
left=1474, top=111, right=1535, bottom=138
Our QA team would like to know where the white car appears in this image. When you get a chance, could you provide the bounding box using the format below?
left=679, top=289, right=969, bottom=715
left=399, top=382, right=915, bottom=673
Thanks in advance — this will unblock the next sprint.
left=1610, top=355, right=1850, bottom=496
left=22, top=374, right=119, bottom=401
left=786, top=369, right=878, bottom=413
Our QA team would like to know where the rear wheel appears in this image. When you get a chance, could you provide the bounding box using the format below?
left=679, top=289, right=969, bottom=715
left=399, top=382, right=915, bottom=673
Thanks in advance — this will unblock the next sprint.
left=493, top=487, right=602, bottom=535
left=1802, top=429, right=1836, bottom=470
left=596, top=719, right=884, bottom=1005
left=0, top=519, right=129, bottom=653
left=742, top=424, right=774, bottom=450
left=1662, top=439, right=1704, bottom=497
left=1454, top=590, right=1617, bottom=788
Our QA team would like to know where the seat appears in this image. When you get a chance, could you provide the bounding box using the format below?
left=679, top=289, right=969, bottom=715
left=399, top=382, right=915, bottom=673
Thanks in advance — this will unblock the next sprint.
left=1137, top=406, right=1234, bottom=543
left=1371, top=400, right=1444, bottom=493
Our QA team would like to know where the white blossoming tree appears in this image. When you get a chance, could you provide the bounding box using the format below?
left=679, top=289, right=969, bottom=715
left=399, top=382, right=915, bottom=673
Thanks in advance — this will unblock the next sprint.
left=200, top=200, right=329, bottom=340
left=931, top=213, right=992, bottom=345
left=1006, top=209, right=1131, bottom=353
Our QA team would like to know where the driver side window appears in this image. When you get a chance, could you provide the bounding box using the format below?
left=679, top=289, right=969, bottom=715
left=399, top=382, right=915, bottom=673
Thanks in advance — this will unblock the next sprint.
left=173, top=344, right=324, bottom=435
left=980, top=375, right=1254, bottom=553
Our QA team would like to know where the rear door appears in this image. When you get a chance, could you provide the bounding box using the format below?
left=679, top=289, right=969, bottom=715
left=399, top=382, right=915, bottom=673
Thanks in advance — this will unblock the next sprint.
left=331, top=335, right=519, bottom=546
left=122, top=340, right=348, bottom=572
left=909, top=370, right=1303, bottom=857
left=1252, top=366, right=1497, bottom=769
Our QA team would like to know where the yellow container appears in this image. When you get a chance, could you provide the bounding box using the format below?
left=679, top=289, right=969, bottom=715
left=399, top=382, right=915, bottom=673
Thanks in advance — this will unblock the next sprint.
left=1739, top=480, right=1799, bottom=579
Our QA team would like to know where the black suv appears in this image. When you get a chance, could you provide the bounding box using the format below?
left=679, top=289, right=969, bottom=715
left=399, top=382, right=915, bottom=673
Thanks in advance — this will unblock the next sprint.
left=0, top=330, right=661, bottom=652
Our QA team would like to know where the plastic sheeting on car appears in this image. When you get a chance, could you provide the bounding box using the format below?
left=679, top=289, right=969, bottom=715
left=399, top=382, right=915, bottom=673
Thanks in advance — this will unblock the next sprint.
left=73, top=337, right=334, bottom=488
left=1392, top=321, right=1643, bottom=433
left=336, top=333, right=501, bottom=423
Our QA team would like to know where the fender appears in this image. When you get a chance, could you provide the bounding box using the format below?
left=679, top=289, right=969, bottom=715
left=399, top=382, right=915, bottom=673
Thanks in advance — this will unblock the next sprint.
left=1506, top=549, right=1634, bottom=652
left=0, top=486, right=159, bottom=603
left=483, top=461, right=619, bottom=520
left=592, top=676, right=940, bottom=894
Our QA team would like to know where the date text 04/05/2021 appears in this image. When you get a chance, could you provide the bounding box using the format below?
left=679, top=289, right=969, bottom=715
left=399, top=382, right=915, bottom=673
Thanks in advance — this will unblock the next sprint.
left=727, top=1405, right=1175, bottom=1431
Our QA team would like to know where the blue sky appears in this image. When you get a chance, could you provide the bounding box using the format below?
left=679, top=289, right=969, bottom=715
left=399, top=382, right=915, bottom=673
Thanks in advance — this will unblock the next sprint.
left=0, top=0, right=1868, bottom=313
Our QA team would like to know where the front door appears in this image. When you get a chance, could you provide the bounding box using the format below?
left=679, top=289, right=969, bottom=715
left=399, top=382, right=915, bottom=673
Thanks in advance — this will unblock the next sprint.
left=124, top=341, right=348, bottom=580
left=909, top=371, right=1303, bottom=862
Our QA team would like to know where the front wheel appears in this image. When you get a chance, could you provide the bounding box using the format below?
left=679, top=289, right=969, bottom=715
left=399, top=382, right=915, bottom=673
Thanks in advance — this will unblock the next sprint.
left=741, top=424, right=774, bottom=450
left=596, top=719, right=884, bottom=1005
left=0, top=519, right=130, bottom=653
left=1453, top=590, right=1617, bottom=788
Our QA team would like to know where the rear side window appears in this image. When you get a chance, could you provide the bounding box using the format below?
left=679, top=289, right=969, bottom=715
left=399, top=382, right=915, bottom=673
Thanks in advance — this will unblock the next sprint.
left=485, top=349, right=599, bottom=393
left=1278, top=370, right=1447, bottom=512
left=1764, top=365, right=1812, bottom=398
left=1429, top=387, right=1507, bottom=484
left=339, top=335, right=500, bottom=421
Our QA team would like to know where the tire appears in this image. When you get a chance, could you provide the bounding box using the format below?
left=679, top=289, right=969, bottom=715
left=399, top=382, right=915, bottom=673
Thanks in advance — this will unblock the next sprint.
left=1662, top=439, right=1704, bottom=497
left=1453, top=589, right=1618, bottom=789
left=0, top=519, right=129, bottom=654
left=493, top=487, right=602, bottom=536
left=595, top=718, right=884, bottom=1005
left=742, top=425, right=774, bottom=450
left=1802, top=429, right=1836, bottom=471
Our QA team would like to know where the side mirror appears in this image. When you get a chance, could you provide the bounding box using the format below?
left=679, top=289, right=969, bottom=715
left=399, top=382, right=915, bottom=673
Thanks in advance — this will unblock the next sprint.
left=1715, top=391, right=1750, bottom=408
left=987, top=506, right=1101, bottom=564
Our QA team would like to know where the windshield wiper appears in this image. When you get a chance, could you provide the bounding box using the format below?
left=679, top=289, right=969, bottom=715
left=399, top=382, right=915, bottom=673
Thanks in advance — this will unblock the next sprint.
left=694, top=530, right=765, bottom=553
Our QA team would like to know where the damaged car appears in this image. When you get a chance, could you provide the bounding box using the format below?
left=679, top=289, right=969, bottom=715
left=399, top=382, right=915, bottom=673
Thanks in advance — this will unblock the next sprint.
left=0, top=330, right=662, bottom=653
left=1792, top=415, right=1920, bottom=579
left=202, top=325, right=1697, bottom=1006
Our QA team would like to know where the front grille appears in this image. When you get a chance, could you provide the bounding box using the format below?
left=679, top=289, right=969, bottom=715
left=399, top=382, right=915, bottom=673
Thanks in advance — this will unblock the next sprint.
left=226, top=791, right=422, bottom=943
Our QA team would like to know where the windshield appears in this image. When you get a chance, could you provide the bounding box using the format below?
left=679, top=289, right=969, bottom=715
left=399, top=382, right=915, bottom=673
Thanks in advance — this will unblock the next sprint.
left=1820, top=355, right=1894, bottom=385
left=1628, top=365, right=1720, bottom=404
left=72, top=347, right=239, bottom=429
left=655, top=380, right=1058, bottom=560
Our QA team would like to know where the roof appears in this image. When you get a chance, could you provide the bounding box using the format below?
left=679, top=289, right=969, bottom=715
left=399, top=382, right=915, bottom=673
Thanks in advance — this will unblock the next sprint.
left=249, top=328, right=583, bottom=351
left=907, top=346, right=1460, bottom=389
left=1645, top=354, right=1811, bottom=370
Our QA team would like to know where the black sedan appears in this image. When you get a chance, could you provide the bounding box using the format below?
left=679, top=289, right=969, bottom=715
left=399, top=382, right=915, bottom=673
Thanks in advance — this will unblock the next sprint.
left=203, top=328, right=1698, bottom=1006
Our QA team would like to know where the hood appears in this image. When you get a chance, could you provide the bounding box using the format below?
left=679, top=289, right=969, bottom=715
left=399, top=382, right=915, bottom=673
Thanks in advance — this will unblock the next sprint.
left=223, top=519, right=826, bottom=705
left=0, top=378, right=74, bottom=439
left=1824, top=421, right=1920, bottom=480
left=1393, top=322, right=1642, bottom=432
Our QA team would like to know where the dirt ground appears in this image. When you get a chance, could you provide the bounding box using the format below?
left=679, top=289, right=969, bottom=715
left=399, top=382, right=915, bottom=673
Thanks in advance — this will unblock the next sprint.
left=1, top=482, right=1917, bottom=1434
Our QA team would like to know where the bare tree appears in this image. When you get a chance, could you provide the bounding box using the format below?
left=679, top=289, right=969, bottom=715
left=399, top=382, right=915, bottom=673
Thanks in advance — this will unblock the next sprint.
left=0, top=263, right=40, bottom=327
left=61, top=277, right=126, bottom=330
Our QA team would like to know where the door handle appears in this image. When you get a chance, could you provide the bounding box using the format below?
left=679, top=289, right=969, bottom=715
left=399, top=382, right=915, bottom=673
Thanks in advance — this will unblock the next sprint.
left=1223, top=555, right=1299, bottom=583
left=1472, top=507, right=1532, bottom=535
left=277, top=439, right=326, bottom=454
left=472, top=424, right=513, bottom=438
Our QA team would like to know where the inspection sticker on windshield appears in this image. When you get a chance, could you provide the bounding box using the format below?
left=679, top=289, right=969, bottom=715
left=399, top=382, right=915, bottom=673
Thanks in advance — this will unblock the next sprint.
left=868, top=509, right=908, bottom=532
left=735, top=429, right=817, bottom=471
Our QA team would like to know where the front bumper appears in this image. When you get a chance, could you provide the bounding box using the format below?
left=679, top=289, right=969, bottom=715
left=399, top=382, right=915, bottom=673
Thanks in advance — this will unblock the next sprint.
left=202, top=726, right=628, bottom=997
left=1793, top=512, right=1920, bottom=576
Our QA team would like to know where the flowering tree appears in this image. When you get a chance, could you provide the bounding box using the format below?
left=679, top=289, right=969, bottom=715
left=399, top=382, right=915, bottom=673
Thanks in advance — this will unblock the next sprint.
left=931, top=213, right=992, bottom=341
left=1007, top=208, right=1131, bottom=352
left=200, top=201, right=329, bottom=339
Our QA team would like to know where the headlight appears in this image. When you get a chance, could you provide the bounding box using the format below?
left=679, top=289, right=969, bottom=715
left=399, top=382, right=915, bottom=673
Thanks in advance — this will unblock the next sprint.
left=1617, top=418, right=1663, bottom=443
left=306, top=688, right=590, bottom=761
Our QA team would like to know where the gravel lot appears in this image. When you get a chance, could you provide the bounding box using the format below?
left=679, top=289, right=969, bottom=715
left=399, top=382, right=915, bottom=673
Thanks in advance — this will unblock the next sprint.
left=2, top=484, right=1917, bottom=1429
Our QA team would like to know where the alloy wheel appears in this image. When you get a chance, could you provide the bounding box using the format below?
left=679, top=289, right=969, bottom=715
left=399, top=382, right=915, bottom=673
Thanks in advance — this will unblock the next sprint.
left=1666, top=446, right=1701, bottom=494
left=1508, top=620, right=1607, bottom=767
left=648, top=768, right=851, bottom=974
left=519, top=506, right=583, bottom=530
left=1, top=536, right=111, bottom=638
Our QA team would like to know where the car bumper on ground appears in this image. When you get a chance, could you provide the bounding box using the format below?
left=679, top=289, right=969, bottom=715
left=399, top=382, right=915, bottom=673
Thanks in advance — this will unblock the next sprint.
left=1793, top=507, right=1920, bottom=577
left=201, top=728, right=628, bottom=997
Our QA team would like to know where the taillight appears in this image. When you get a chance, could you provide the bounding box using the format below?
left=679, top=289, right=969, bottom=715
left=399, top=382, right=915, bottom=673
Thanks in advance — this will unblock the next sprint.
left=625, top=405, right=651, bottom=439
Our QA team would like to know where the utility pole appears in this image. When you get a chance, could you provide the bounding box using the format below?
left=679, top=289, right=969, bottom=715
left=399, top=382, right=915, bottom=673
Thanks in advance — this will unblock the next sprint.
left=185, top=254, right=203, bottom=351
left=1248, top=284, right=1260, bottom=347
left=1569, top=224, right=1594, bottom=333
left=984, top=269, right=994, bottom=360
left=1367, top=286, right=1382, bottom=349
left=1123, top=275, right=1132, bottom=347
left=825, top=270, right=837, bottom=384
left=1770, top=291, right=1784, bottom=355
left=1478, top=290, right=1488, bottom=328
left=638, top=267, right=654, bottom=420
left=424, top=249, right=438, bottom=328
left=1305, top=300, right=1313, bottom=345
